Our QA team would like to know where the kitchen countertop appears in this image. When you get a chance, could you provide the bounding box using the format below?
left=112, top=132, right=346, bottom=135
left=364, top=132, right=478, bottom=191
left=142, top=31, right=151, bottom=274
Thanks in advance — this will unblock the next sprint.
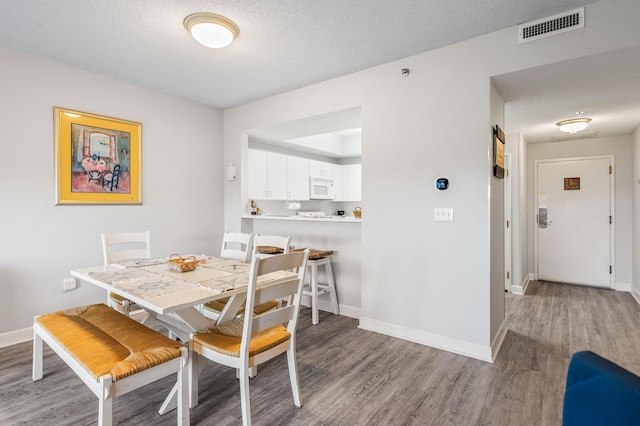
left=241, top=214, right=361, bottom=223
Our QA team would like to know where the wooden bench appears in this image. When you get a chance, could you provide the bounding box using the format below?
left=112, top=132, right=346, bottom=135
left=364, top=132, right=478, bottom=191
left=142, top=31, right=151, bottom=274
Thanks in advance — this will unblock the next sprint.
left=32, top=303, right=189, bottom=426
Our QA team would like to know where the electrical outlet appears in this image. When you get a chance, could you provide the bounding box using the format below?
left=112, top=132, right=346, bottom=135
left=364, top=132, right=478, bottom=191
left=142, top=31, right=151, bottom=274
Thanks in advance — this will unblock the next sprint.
left=63, top=278, right=77, bottom=291
left=433, top=207, right=454, bottom=222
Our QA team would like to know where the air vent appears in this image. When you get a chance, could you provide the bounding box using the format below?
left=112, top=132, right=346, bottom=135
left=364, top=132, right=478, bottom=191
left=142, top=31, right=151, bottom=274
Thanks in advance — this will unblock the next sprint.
left=519, top=7, right=584, bottom=43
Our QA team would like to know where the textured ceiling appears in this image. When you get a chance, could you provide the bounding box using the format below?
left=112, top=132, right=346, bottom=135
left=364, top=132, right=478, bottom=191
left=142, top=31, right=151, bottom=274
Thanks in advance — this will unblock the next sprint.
left=0, top=0, right=596, bottom=110
left=493, top=47, right=640, bottom=143
left=5, top=0, right=636, bottom=145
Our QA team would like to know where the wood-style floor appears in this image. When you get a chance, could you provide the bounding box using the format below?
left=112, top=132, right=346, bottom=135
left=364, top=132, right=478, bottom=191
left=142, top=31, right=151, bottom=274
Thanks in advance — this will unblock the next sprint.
left=2, top=281, right=640, bottom=425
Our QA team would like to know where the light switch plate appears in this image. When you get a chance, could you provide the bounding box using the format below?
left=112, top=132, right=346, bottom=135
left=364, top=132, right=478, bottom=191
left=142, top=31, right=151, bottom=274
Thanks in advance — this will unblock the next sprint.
left=226, top=165, right=237, bottom=181
left=433, top=207, right=454, bottom=222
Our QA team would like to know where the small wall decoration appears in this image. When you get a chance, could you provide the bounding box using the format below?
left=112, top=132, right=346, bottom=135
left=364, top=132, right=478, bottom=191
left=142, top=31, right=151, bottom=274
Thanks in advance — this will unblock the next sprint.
left=54, top=107, right=141, bottom=205
left=493, top=125, right=505, bottom=178
left=564, top=177, right=581, bottom=190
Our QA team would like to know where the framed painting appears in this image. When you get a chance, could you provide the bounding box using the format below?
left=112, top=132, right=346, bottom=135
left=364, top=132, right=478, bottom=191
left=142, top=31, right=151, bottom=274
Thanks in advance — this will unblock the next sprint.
left=54, top=107, right=141, bottom=204
left=493, top=124, right=505, bottom=179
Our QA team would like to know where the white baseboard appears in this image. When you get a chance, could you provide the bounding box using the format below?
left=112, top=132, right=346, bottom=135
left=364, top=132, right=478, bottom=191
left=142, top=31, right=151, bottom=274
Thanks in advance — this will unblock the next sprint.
left=511, top=273, right=533, bottom=295
left=336, top=304, right=360, bottom=319
left=614, top=282, right=632, bottom=292
left=631, top=286, right=640, bottom=306
left=0, top=327, right=33, bottom=348
left=491, top=319, right=508, bottom=362
left=358, top=317, right=493, bottom=363
left=301, top=296, right=360, bottom=320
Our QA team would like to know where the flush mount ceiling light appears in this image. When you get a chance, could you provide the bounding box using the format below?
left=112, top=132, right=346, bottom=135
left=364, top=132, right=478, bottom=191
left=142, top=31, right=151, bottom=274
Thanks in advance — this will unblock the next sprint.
left=184, top=13, right=239, bottom=49
left=556, top=112, right=592, bottom=134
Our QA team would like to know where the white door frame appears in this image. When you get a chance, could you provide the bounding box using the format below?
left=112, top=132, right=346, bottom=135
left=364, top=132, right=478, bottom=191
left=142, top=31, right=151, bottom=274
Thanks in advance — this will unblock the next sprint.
left=533, top=155, right=615, bottom=287
left=504, top=153, right=512, bottom=292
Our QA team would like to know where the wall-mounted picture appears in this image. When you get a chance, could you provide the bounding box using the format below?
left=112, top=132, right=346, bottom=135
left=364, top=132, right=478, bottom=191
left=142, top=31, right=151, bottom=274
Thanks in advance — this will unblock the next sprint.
left=493, top=124, right=505, bottom=179
left=54, top=107, right=141, bottom=204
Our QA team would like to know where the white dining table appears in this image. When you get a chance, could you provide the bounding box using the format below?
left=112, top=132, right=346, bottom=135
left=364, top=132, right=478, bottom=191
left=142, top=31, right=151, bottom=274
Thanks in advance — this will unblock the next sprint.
left=71, top=255, right=294, bottom=414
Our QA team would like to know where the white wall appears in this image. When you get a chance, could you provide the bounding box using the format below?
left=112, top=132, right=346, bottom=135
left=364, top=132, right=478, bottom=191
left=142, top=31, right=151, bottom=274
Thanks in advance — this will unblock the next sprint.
left=222, top=0, right=640, bottom=361
left=0, top=47, right=224, bottom=338
left=489, top=81, right=506, bottom=347
left=632, top=126, right=640, bottom=301
left=527, top=136, right=633, bottom=287
left=504, top=132, right=527, bottom=293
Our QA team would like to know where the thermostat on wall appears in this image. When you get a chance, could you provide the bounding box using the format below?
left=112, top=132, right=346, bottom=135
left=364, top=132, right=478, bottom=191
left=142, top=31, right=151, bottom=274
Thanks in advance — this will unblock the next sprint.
left=435, top=177, right=450, bottom=191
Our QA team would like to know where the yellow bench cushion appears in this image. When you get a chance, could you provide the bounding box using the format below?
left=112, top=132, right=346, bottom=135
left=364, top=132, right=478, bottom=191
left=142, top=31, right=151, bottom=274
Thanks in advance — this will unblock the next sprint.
left=191, top=317, right=290, bottom=357
left=36, top=304, right=183, bottom=381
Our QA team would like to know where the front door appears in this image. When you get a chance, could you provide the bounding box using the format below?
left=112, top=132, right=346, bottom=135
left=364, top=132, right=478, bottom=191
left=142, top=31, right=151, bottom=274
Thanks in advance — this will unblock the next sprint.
left=536, top=157, right=612, bottom=288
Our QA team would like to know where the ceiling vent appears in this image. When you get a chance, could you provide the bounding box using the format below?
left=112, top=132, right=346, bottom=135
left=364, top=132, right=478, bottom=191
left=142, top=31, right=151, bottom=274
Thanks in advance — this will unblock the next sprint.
left=519, top=7, right=585, bottom=43
left=551, top=131, right=597, bottom=142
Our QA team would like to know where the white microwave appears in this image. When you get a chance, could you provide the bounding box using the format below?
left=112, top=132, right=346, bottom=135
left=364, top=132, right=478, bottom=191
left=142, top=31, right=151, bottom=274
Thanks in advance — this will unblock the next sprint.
left=310, top=178, right=334, bottom=199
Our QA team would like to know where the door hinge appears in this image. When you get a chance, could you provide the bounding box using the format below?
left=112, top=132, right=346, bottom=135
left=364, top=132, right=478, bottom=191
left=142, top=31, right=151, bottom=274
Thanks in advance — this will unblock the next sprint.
left=609, top=216, right=612, bottom=224
left=506, top=169, right=509, bottom=177
left=609, top=165, right=613, bottom=174
left=610, top=265, right=612, bottom=274
left=506, top=220, right=510, bottom=228
left=507, top=271, right=510, bottom=279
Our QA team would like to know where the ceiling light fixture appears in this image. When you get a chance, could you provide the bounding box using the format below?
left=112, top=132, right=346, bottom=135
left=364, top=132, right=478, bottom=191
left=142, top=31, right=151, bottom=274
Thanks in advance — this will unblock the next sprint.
left=184, top=13, right=239, bottom=49
left=556, top=112, right=592, bottom=134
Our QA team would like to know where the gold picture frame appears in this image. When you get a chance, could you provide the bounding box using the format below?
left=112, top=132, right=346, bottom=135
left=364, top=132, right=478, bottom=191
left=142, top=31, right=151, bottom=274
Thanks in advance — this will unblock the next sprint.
left=493, top=124, right=505, bottom=179
left=54, top=107, right=141, bottom=205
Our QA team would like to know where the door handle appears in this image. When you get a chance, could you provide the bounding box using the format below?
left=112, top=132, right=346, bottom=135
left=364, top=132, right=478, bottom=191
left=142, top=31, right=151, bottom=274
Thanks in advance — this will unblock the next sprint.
left=538, top=207, right=549, bottom=229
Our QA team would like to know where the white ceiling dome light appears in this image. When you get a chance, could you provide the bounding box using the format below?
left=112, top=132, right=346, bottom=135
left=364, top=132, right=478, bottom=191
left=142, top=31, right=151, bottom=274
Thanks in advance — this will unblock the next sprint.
left=184, top=13, right=239, bottom=49
left=556, top=112, right=592, bottom=134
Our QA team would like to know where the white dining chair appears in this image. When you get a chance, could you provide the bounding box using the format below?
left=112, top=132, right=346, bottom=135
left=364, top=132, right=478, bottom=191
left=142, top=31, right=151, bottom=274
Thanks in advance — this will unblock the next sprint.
left=220, top=231, right=255, bottom=262
left=252, top=234, right=292, bottom=257
left=190, top=249, right=310, bottom=426
left=204, top=232, right=259, bottom=319
left=101, top=231, right=151, bottom=316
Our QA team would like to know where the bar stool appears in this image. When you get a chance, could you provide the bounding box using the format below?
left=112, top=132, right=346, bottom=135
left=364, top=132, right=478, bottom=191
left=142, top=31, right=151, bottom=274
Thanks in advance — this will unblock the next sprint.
left=301, top=251, right=339, bottom=325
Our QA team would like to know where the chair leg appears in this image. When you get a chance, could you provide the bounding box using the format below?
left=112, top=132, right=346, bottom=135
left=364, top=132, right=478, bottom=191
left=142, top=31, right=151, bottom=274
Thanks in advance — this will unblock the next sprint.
left=177, top=349, right=189, bottom=426
left=32, top=328, right=43, bottom=381
left=98, top=377, right=113, bottom=426
left=236, top=366, right=258, bottom=379
left=310, top=262, right=319, bottom=325
left=325, top=260, right=339, bottom=315
left=239, top=366, right=252, bottom=426
left=286, top=346, right=302, bottom=407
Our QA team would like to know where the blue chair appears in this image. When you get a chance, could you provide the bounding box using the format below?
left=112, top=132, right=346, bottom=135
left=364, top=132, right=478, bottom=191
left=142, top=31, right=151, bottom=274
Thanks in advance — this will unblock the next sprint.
left=563, top=351, right=640, bottom=425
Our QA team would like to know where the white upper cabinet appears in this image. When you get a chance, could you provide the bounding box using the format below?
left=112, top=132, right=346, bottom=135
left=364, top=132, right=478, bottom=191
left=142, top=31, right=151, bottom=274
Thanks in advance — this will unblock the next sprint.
left=248, top=149, right=309, bottom=200
left=286, top=156, right=310, bottom=200
left=341, top=164, right=361, bottom=201
left=332, top=164, right=343, bottom=200
left=248, top=149, right=268, bottom=200
left=249, top=149, right=359, bottom=202
left=248, top=150, right=287, bottom=200
left=309, top=160, right=333, bottom=179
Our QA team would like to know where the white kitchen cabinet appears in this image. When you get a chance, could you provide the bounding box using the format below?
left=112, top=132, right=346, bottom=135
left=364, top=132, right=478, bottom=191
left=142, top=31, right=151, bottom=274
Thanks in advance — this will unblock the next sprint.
left=332, top=164, right=343, bottom=200
left=286, top=156, right=310, bottom=200
left=342, top=164, right=361, bottom=201
left=248, top=150, right=287, bottom=200
left=309, top=160, right=334, bottom=179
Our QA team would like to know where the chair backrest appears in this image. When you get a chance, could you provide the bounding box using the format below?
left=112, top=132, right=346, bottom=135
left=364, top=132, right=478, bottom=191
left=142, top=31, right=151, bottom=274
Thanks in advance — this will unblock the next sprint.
left=241, top=250, right=309, bottom=358
left=220, top=232, right=255, bottom=262
left=101, top=231, right=151, bottom=265
left=252, top=234, right=292, bottom=257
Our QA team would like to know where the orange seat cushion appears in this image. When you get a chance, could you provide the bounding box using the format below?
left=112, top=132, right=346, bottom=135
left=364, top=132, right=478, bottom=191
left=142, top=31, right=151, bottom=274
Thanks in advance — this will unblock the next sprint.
left=36, top=304, right=183, bottom=381
left=203, top=297, right=278, bottom=316
left=191, top=317, right=290, bottom=358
